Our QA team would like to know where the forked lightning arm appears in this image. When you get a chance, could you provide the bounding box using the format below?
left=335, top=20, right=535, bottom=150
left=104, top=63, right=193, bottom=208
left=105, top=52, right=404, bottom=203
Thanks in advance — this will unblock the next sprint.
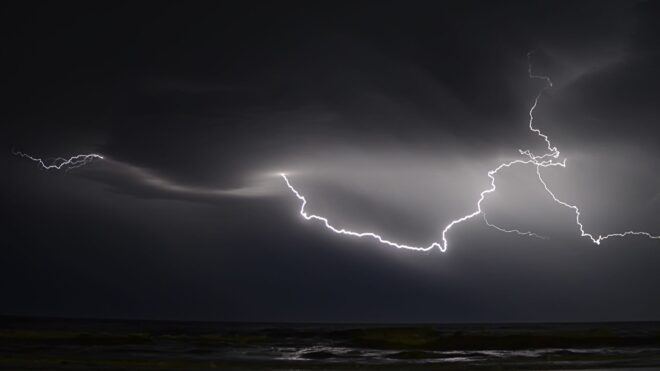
left=535, top=166, right=660, bottom=244
left=280, top=52, right=659, bottom=251
left=482, top=214, right=547, bottom=240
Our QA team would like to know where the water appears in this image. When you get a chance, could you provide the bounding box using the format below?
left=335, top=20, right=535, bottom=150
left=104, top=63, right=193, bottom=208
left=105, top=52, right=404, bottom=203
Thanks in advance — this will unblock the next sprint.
left=1, top=317, right=660, bottom=369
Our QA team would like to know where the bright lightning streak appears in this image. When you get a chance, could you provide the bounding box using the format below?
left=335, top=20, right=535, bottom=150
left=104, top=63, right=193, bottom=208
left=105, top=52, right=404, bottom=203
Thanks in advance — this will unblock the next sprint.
left=281, top=51, right=659, bottom=251
left=281, top=173, right=438, bottom=251
left=13, top=150, right=103, bottom=171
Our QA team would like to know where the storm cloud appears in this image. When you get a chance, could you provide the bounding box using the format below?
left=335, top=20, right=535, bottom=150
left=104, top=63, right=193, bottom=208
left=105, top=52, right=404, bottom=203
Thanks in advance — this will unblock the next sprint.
left=2, top=0, right=660, bottom=322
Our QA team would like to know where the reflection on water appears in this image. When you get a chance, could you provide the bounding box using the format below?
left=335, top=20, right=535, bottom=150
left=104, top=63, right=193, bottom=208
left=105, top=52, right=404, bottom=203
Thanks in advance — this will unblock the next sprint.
left=1, top=317, right=660, bottom=369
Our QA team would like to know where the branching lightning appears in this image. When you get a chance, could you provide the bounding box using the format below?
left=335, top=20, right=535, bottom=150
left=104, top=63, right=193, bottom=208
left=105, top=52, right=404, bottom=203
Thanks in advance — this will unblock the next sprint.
left=281, top=51, right=659, bottom=251
left=13, top=53, right=659, bottom=251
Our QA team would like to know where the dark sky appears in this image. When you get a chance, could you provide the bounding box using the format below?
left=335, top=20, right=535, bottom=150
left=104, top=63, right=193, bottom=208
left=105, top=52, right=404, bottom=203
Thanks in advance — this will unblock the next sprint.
left=2, top=1, right=660, bottom=322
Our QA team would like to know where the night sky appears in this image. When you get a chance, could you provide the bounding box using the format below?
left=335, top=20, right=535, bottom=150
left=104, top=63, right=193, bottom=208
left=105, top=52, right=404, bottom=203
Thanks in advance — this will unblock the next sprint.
left=2, top=1, right=660, bottom=322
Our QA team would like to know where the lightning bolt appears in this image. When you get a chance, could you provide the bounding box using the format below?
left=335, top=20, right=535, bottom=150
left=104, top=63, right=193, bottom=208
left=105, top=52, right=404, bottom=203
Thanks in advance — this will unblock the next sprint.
left=12, top=150, right=103, bottom=171
left=281, top=51, right=659, bottom=251
left=12, top=53, right=659, bottom=250
left=281, top=157, right=547, bottom=252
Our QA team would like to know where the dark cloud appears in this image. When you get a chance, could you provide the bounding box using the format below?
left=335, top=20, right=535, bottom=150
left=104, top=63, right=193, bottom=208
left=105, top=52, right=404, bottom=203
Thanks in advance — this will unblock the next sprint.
left=2, top=0, right=659, bottom=322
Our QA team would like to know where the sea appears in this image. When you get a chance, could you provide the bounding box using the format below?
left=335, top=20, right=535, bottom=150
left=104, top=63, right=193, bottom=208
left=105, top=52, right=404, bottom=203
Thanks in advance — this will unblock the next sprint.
left=1, top=317, right=659, bottom=370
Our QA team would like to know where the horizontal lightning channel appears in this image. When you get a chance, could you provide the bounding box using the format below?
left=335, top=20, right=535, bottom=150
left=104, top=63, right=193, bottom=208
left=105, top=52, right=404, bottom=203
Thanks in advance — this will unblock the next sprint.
left=281, top=52, right=659, bottom=250
left=12, top=150, right=103, bottom=171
